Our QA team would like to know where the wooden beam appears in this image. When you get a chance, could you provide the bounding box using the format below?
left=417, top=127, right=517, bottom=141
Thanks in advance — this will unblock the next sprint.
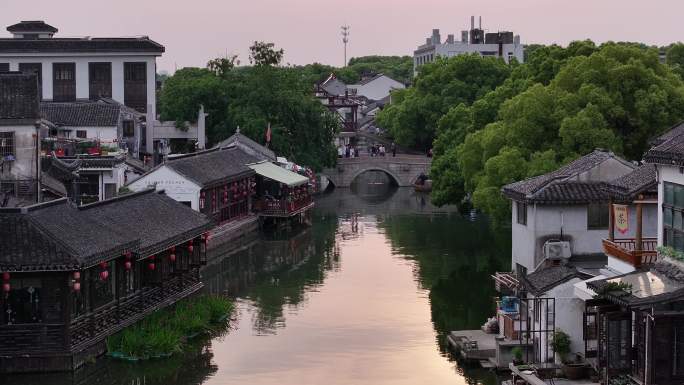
left=609, top=200, right=615, bottom=241
left=636, top=202, right=643, bottom=256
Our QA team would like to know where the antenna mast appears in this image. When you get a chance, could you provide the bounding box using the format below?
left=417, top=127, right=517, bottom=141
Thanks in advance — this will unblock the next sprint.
left=341, top=25, right=350, bottom=67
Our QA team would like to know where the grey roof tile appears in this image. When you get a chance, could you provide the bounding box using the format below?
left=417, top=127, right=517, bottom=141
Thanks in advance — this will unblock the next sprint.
left=166, top=147, right=258, bottom=188
left=41, top=101, right=122, bottom=126
left=0, top=190, right=212, bottom=272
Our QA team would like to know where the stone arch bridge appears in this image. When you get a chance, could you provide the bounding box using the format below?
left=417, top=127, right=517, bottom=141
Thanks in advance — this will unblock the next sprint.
left=322, top=156, right=432, bottom=188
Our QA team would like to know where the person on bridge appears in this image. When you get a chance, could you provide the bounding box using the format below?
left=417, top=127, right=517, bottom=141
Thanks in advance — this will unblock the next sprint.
left=380, top=145, right=386, bottom=157
left=391, top=142, right=396, bottom=157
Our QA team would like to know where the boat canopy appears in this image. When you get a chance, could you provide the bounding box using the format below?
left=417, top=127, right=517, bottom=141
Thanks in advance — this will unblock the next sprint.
left=248, top=161, right=309, bottom=187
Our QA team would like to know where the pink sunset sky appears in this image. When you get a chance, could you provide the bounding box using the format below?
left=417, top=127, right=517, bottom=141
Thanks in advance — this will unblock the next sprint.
left=3, top=0, right=683, bottom=73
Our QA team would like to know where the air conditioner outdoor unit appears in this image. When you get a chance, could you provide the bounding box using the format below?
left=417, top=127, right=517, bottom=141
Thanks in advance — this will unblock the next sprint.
left=544, top=240, right=571, bottom=260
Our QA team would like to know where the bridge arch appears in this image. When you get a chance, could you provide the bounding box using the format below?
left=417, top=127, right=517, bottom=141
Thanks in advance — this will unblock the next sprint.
left=321, top=156, right=432, bottom=188
left=347, top=167, right=402, bottom=187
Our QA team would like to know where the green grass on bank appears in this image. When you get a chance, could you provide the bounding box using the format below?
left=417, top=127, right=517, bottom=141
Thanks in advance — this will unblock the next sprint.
left=106, top=295, right=233, bottom=360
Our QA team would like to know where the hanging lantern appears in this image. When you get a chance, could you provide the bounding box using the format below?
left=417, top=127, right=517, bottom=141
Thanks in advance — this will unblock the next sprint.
left=2, top=272, right=10, bottom=281
left=124, top=261, right=132, bottom=271
left=169, top=253, right=176, bottom=262
left=73, top=282, right=81, bottom=292
left=148, top=262, right=156, bottom=271
left=73, top=271, right=81, bottom=280
left=2, top=282, right=10, bottom=292
left=100, top=270, right=109, bottom=281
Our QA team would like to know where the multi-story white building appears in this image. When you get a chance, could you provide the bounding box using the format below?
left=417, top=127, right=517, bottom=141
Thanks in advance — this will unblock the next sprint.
left=0, top=20, right=205, bottom=159
left=413, top=16, right=524, bottom=74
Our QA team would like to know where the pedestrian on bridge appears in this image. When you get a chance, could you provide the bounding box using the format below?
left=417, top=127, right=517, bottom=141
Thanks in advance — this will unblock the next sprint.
left=391, top=142, right=396, bottom=157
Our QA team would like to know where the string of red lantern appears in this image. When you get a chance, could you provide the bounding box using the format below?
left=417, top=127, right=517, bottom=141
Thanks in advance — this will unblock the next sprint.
left=2, top=272, right=10, bottom=293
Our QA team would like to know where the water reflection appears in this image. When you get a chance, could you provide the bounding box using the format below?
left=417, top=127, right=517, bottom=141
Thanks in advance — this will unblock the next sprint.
left=2, top=180, right=510, bottom=385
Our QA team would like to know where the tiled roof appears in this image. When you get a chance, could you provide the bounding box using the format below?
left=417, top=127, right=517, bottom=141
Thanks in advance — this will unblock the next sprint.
left=166, top=147, right=258, bottom=188
left=645, top=121, right=684, bottom=165
left=603, top=164, right=657, bottom=201
left=41, top=101, right=121, bottom=127
left=523, top=265, right=592, bottom=296
left=502, top=149, right=633, bottom=204
left=529, top=182, right=609, bottom=204
left=0, top=190, right=212, bottom=272
left=0, top=71, right=39, bottom=120
left=7, top=21, right=58, bottom=33
left=216, top=132, right=276, bottom=162
left=0, top=37, right=164, bottom=54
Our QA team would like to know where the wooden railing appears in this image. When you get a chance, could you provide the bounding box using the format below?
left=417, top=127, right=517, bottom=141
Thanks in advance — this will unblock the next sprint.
left=602, top=238, right=658, bottom=268
left=256, top=196, right=314, bottom=217
left=0, top=323, right=66, bottom=354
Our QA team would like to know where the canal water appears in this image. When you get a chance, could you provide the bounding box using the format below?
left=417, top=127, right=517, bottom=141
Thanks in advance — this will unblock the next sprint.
left=4, top=173, right=511, bottom=385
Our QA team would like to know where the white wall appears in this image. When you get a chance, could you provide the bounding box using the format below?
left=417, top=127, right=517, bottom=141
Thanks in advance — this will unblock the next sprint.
left=547, top=279, right=586, bottom=357
left=348, top=76, right=405, bottom=101
left=2, top=55, right=157, bottom=106
left=62, top=125, right=118, bottom=144
left=512, top=203, right=608, bottom=271
left=127, top=165, right=201, bottom=210
left=0, top=124, right=38, bottom=180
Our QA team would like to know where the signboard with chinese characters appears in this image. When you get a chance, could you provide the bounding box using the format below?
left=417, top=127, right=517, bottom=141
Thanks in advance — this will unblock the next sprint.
left=614, top=204, right=629, bottom=234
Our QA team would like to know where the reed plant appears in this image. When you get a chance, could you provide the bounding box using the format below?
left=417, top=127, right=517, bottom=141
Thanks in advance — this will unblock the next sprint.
left=106, top=295, right=233, bottom=360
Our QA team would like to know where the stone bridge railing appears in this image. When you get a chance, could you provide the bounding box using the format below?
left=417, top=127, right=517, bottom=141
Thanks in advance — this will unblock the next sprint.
left=321, top=156, right=432, bottom=187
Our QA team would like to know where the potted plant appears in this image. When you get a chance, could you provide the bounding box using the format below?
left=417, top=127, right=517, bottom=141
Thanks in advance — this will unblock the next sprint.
left=551, top=329, right=586, bottom=380
left=511, top=346, right=524, bottom=365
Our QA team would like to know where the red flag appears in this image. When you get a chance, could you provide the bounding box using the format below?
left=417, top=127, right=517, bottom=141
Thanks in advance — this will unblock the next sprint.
left=265, top=123, right=272, bottom=143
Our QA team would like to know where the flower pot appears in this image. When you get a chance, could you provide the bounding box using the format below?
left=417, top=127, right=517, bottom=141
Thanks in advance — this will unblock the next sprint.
left=562, top=363, right=587, bottom=380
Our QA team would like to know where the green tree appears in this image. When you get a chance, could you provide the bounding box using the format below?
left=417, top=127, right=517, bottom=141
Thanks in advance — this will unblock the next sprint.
left=249, top=41, right=284, bottom=66
left=376, top=54, right=511, bottom=150
left=667, top=43, right=684, bottom=79
left=427, top=41, right=684, bottom=223
left=207, top=55, right=239, bottom=77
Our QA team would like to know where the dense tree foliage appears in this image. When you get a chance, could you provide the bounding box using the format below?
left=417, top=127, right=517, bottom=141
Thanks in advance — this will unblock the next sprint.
left=375, top=54, right=511, bottom=150
left=426, top=42, right=684, bottom=223
left=159, top=46, right=338, bottom=171
left=293, top=55, right=414, bottom=86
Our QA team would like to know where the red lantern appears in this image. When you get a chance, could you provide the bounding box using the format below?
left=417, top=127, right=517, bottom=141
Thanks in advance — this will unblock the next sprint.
left=100, top=270, right=109, bottom=281
left=73, top=282, right=81, bottom=292
left=148, top=263, right=156, bottom=271
left=124, top=261, right=132, bottom=271
left=2, top=272, right=10, bottom=281
left=2, top=282, right=10, bottom=292
left=169, top=254, right=176, bottom=262
left=73, top=271, right=81, bottom=280
left=188, top=245, right=194, bottom=253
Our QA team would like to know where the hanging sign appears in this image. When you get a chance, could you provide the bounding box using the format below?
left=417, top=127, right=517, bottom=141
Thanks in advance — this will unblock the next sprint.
left=614, top=204, right=629, bottom=234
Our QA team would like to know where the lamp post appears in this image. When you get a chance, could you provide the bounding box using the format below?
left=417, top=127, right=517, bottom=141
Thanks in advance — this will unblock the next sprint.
left=34, top=121, right=41, bottom=203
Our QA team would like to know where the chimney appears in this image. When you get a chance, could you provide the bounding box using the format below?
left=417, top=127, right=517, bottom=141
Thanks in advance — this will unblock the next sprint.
left=447, top=34, right=454, bottom=44
left=471, top=16, right=475, bottom=30
left=432, top=29, right=441, bottom=44
left=197, top=105, right=207, bottom=150
left=479, top=16, right=482, bottom=29
left=461, top=31, right=469, bottom=43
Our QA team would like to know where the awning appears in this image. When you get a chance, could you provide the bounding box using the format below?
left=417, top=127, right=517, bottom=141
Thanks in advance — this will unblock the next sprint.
left=248, top=161, right=309, bottom=187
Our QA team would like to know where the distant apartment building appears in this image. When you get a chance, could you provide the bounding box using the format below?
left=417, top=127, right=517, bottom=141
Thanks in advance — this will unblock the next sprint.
left=413, top=16, right=524, bottom=74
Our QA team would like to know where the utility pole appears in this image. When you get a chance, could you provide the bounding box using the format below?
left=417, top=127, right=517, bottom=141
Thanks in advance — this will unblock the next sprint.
left=341, top=25, right=350, bottom=67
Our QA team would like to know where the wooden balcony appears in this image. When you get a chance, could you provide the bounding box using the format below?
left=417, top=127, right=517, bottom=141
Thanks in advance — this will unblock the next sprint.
left=255, top=196, right=314, bottom=218
left=602, top=238, right=657, bottom=268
